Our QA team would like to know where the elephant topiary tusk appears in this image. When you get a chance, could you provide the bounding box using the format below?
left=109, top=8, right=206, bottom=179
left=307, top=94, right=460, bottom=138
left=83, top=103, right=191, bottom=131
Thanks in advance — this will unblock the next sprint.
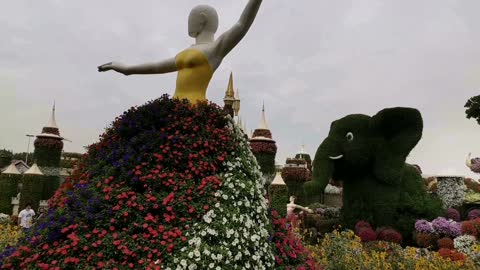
left=329, top=155, right=343, bottom=160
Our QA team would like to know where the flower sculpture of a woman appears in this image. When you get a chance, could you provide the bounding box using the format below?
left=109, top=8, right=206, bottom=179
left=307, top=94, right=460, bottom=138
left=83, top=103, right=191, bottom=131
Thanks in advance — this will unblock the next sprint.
left=98, top=0, right=262, bottom=103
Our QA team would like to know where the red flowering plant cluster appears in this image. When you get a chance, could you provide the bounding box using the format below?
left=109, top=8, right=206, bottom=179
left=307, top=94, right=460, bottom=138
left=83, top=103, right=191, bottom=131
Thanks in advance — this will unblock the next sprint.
left=438, top=248, right=466, bottom=261
left=461, top=218, right=480, bottom=238
left=41, top=127, right=60, bottom=136
left=270, top=210, right=320, bottom=270
left=252, top=129, right=272, bottom=139
left=250, top=140, right=277, bottom=155
left=281, top=167, right=312, bottom=183
left=353, top=221, right=402, bottom=244
left=1, top=96, right=244, bottom=269
left=33, top=138, right=64, bottom=151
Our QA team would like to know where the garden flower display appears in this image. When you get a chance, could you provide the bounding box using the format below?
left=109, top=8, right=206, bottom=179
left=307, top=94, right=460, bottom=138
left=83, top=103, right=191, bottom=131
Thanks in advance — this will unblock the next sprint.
left=1, top=97, right=312, bottom=269
left=468, top=209, right=480, bottom=220
left=446, top=208, right=461, bottom=222
left=415, top=219, right=435, bottom=234
left=431, top=217, right=461, bottom=237
left=0, top=214, right=10, bottom=225
left=308, top=229, right=477, bottom=269
left=461, top=218, right=480, bottom=237
left=454, top=235, right=478, bottom=256
left=436, top=176, right=467, bottom=208
left=0, top=224, right=22, bottom=253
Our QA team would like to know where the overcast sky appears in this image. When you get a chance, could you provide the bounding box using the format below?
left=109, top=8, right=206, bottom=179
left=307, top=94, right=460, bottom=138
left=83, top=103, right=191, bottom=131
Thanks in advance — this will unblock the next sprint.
left=1, top=0, right=479, bottom=178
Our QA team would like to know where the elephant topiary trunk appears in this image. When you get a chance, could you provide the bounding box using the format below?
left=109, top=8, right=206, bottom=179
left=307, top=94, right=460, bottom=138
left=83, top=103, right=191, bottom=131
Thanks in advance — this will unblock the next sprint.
left=305, top=107, right=443, bottom=241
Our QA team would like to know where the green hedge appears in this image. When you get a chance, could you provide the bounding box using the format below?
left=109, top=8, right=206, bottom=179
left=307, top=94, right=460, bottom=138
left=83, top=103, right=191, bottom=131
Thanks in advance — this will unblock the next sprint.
left=20, top=175, right=46, bottom=211
left=0, top=150, right=13, bottom=169
left=0, top=174, right=19, bottom=214
left=253, top=152, right=276, bottom=177
left=269, top=184, right=289, bottom=217
left=42, top=175, right=60, bottom=200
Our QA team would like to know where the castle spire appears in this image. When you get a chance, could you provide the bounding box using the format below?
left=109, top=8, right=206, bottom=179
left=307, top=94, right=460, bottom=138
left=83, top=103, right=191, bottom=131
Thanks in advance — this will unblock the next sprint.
left=259, top=101, right=268, bottom=130
left=47, top=101, right=58, bottom=128
left=223, top=72, right=236, bottom=117
left=225, top=72, right=235, bottom=100
left=300, top=143, right=306, bottom=154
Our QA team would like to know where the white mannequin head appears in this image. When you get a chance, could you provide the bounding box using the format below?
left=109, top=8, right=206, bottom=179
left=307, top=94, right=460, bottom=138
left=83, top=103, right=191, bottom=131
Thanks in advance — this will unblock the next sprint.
left=289, top=195, right=296, bottom=203
left=188, top=5, right=219, bottom=38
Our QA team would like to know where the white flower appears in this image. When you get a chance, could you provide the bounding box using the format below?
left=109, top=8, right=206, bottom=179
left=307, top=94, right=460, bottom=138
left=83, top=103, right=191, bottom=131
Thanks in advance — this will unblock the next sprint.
left=454, top=235, right=477, bottom=255
left=194, top=249, right=201, bottom=257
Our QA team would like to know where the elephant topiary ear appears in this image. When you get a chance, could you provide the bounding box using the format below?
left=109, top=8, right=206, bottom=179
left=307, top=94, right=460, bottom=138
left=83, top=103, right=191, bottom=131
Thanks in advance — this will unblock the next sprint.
left=370, top=107, right=423, bottom=185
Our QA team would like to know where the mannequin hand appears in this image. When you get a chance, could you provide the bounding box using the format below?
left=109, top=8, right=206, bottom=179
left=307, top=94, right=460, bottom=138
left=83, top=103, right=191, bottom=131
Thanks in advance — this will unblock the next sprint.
left=98, top=62, right=129, bottom=75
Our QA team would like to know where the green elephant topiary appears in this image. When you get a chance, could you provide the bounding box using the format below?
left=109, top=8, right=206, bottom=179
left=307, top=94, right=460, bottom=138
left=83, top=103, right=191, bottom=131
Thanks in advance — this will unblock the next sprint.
left=305, top=107, right=443, bottom=241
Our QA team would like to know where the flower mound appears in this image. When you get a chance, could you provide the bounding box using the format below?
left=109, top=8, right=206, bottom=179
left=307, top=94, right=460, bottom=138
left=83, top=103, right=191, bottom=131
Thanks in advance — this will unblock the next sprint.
left=2, top=96, right=278, bottom=269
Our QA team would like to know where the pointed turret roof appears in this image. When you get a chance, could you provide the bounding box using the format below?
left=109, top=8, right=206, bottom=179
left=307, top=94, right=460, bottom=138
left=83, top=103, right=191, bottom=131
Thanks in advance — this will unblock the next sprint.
left=2, top=163, right=21, bottom=175
left=24, top=163, right=43, bottom=175
left=234, top=87, right=240, bottom=101
left=37, top=101, right=64, bottom=140
left=47, top=101, right=58, bottom=128
left=271, top=171, right=286, bottom=185
left=259, top=101, right=269, bottom=130
left=224, top=72, right=235, bottom=100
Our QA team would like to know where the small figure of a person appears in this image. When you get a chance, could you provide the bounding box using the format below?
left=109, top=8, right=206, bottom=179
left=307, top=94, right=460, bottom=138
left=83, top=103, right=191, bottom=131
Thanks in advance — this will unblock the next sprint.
left=36, top=206, right=46, bottom=222
left=18, top=203, right=35, bottom=231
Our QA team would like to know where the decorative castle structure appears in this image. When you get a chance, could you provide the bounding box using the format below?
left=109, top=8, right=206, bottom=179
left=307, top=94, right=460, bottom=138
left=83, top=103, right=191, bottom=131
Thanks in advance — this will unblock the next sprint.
left=0, top=163, right=21, bottom=214
left=223, top=72, right=247, bottom=133
left=0, top=103, right=68, bottom=214
left=281, top=145, right=312, bottom=204
left=249, top=103, right=277, bottom=186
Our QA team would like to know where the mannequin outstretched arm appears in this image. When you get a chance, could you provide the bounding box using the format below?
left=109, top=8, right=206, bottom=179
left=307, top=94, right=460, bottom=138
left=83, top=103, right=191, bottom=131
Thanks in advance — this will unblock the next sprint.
left=216, top=0, right=262, bottom=57
left=289, top=203, right=313, bottom=213
left=98, top=57, right=177, bottom=75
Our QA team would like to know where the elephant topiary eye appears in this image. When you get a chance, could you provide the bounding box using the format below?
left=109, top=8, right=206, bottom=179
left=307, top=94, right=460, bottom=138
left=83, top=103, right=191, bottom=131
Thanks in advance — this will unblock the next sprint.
left=346, top=132, right=354, bottom=142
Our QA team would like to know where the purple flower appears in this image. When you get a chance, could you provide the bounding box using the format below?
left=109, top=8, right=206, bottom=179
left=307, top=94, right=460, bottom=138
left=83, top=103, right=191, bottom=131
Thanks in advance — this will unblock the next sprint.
left=448, top=221, right=462, bottom=237
left=415, top=219, right=434, bottom=233
left=468, top=209, right=480, bottom=220
left=446, top=208, right=461, bottom=222
left=431, top=217, right=450, bottom=234
left=431, top=217, right=461, bottom=237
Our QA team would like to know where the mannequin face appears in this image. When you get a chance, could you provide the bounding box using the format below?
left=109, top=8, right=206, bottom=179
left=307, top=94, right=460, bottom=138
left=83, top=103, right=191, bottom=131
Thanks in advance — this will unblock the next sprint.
left=188, top=5, right=219, bottom=38
left=289, top=196, right=296, bottom=203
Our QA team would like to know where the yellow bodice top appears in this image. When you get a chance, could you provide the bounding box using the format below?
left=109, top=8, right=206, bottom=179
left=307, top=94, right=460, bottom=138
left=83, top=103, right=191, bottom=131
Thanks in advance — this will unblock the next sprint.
left=174, top=49, right=213, bottom=103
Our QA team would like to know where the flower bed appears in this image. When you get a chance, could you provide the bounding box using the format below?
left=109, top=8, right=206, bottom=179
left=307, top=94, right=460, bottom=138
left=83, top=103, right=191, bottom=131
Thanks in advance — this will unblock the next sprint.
left=308, top=229, right=477, bottom=269
left=0, top=224, right=22, bottom=254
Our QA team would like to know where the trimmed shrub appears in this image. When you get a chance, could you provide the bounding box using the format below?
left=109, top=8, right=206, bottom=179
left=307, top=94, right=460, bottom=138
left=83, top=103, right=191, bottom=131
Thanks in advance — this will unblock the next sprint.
left=269, top=184, right=288, bottom=217
left=0, top=175, right=19, bottom=214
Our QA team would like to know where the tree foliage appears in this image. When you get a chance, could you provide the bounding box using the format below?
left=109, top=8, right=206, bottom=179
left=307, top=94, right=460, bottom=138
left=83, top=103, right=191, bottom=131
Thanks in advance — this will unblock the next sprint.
left=465, top=95, right=480, bottom=125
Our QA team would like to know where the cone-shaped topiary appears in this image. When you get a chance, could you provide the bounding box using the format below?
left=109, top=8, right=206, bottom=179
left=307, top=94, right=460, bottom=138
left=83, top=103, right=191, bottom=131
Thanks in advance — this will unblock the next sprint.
left=1, top=96, right=315, bottom=269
